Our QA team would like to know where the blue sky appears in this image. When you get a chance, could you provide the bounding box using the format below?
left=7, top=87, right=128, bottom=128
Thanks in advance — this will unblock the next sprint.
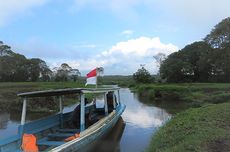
left=0, top=0, right=230, bottom=75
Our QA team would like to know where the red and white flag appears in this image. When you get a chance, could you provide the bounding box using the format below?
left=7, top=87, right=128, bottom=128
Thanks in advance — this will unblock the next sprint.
left=85, top=68, right=97, bottom=86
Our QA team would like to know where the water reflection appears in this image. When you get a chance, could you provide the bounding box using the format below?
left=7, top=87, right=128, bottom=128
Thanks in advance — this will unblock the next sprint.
left=0, top=113, right=10, bottom=129
left=90, top=117, right=125, bottom=152
left=137, top=93, right=189, bottom=114
left=0, top=112, right=18, bottom=140
left=0, top=88, right=171, bottom=152
left=121, top=89, right=171, bottom=128
left=119, top=88, right=171, bottom=152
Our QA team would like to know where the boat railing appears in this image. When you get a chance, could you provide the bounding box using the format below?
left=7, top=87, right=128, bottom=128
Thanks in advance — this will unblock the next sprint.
left=17, top=87, right=121, bottom=134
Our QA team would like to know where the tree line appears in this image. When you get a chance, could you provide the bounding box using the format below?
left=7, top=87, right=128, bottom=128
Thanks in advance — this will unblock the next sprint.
left=0, top=41, right=80, bottom=82
left=133, top=17, right=230, bottom=83
left=160, top=17, right=230, bottom=83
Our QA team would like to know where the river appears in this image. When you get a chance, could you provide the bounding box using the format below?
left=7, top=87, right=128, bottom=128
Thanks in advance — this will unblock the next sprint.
left=0, top=88, right=171, bottom=152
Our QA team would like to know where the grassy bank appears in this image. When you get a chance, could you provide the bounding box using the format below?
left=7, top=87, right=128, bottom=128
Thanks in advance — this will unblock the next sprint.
left=136, top=83, right=230, bottom=151
left=147, top=102, right=230, bottom=152
left=133, top=83, right=230, bottom=113
left=0, top=82, right=85, bottom=112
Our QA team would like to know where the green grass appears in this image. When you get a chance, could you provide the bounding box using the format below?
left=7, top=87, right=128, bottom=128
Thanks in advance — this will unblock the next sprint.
left=133, top=83, right=230, bottom=112
left=0, top=82, right=86, bottom=112
left=132, top=83, right=230, bottom=151
left=147, top=102, right=230, bottom=152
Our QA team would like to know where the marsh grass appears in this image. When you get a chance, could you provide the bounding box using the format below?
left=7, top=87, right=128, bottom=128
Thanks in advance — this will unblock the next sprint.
left=0, top=82, right=85, bottom=112
left=134, top=83, right=230, bottom=108
left=146, top=102, right=230, bottom=152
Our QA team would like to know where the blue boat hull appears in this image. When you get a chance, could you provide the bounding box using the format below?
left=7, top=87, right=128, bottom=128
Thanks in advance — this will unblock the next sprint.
left=0, top=104, right=126, bottom=152
left=51, top=104, right=126, bottom=152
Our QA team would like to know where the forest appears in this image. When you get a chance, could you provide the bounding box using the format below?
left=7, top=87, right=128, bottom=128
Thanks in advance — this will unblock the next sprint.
left=160, top=17, right=230, bottom=82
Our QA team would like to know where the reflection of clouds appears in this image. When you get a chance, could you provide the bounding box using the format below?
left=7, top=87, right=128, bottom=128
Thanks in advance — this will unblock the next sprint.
left=120, top=88, right=171, bottom=129
left=123, top=109, right=161, bottom=128
left=0, top=113, right=10, bottom=129
left=123, top=107, right=170, bottom=128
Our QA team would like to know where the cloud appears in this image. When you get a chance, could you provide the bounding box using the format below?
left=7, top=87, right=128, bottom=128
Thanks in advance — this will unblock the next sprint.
left=121, top=30, right=134, bottom=35
left=10, top=36, right=178, bottom=75
left=99, top=37, right=178, bottom=74
left=104, top=37, right=177, bottom=57
left=0, top=0, right=47, bottom=26
left=50, top=37, right=178, bottom=75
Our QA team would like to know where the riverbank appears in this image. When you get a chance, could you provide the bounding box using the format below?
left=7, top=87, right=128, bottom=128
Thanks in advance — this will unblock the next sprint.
left=133, top=83, right=230, bottom=113
left=0, top=82, right=85, bottom=112
left=135, top=83, right=230, bottom=151
left=147, top=102, right=230, bottom=152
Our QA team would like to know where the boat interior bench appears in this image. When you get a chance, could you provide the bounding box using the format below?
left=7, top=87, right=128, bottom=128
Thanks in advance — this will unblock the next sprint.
left=55, top=128, right=80, bottom=133
left=21, top=104, right=105, bottom=147
left=21, top=112, right=74, bottom=146
left=37, top=137, right=65, bottom=146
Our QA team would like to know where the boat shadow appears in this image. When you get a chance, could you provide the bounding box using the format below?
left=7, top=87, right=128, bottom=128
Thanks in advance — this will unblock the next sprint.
left=84, top=116, right=126, bottom=152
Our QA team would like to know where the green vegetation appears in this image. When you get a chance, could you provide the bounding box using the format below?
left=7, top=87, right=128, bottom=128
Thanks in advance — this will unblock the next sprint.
left=0, top=41, right=52, bottom=82
left=0, top=76, right=134, bottom=112
left=0, top=82, right=85, bottom=112
left=138, top=83, right=230, bottom=151
left=160, top=17, right=230, bottom=83
left=54, top=63, right=81, bottom=82
left=146, top=18, right=230, bottom=151
left=133, top=66, right=154, bottom=84
left=0, top=41, right=82, bottom=82
left=0, top=17, right=230, bottom=151
left=147, top=103, right=230, bottom=152
left=134, top=83, right=230, bottom=113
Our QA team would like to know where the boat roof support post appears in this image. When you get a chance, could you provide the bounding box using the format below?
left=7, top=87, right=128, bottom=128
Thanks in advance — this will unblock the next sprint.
left=59, top=96, right=63, bottom=128
left=117, top=90, right=121, bottom=105
left=104, top=92, right=108, bottom=116
left=80, top=93, right=85, bottom=132
left=113, top=93, right=116, bottom=109
left=20, top=97, right=27, bottom=125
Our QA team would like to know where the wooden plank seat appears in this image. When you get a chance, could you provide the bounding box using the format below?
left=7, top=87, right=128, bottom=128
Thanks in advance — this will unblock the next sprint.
left=47, top=132, right=81, bottom=141
left=55, top=128, right=80, bottom=133
left=37, top=137, right=65, bottom=146
left=48, top=133, right=75, bottom=139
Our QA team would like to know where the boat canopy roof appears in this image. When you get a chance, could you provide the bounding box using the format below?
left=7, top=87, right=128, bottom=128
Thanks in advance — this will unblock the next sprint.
left=17, top=87, right=120, bottom=98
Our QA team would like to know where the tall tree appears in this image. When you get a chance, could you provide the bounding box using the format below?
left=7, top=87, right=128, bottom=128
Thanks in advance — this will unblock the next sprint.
left=69, top=69, right=81, bottom=82
left=204, top=17, right=230, bottom=49
left=0, top=41, right=52, bottom=82
left=160, top=52, right=187, bottom=82
left=133, top=66, right=153, bottom=83
left=28, top=58, right=52, bottom=81
left=153, top=53, right=166, bottom=81
left=54, top=63, right=81, bottom=82
left=160, top=41, right=213, bottom=82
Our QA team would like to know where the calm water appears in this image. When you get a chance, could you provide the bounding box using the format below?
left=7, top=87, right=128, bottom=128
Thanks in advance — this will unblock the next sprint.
left=0, top=88, right=171, bottom=152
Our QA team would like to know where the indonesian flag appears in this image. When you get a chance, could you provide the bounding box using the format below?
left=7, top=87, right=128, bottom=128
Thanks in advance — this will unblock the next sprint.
left=85, top=68, right=97, bottom=86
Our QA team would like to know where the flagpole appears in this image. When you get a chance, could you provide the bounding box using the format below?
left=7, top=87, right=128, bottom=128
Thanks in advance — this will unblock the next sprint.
left=96, top=67, right=98, bottom=89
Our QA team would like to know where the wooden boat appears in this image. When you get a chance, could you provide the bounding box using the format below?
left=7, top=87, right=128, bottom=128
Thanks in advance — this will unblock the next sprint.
left=0, top=87, right=126, bottom=152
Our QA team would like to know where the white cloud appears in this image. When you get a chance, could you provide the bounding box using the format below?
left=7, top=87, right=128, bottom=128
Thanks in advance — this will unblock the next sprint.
left=121, top=30, right=134, bottom=35
left=54, top=37, right=178, bottom=75
left=0, top=0, right=47, bottom=26
left=10, top=36, right=178, bottom=75
left=100, top=37, right=178, bottom=74
left=104, top=37, right=178, bottom=57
